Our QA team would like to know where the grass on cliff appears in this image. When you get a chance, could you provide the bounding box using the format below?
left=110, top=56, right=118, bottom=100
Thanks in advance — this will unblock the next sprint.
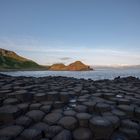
left=0, top=55, right=42, bottom=69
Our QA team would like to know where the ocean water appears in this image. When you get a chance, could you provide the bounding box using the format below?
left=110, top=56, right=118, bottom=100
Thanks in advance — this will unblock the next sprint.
left=1, top=68, right=140, bottom=80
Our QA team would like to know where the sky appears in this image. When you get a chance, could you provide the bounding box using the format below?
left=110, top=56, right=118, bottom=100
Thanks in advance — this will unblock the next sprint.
left=0, top=0, right=140, bottom=66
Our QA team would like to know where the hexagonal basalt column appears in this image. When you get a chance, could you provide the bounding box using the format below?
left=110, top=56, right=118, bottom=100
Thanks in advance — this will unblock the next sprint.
left=0, top=105, right=22, bottom=123
left=58, top=116, right=78, bottom=130
left=89, top=116, right=113, bottom=139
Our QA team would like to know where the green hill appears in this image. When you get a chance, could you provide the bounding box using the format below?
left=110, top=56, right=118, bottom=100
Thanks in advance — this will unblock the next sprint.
left=0, top=48, right=42, bottom=70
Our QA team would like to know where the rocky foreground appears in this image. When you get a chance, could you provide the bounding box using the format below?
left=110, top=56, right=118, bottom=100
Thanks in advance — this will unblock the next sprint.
left=0, top=74, right=140, bottom=140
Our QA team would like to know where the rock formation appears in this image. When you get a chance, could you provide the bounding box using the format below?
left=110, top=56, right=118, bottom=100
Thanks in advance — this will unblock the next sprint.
left=49, top=63, right=67, bottom=71
left=49, top=61, right=93, bottom=71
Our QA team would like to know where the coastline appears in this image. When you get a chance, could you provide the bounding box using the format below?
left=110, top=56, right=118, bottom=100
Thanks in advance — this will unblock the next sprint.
left=0, top=74, right=140, bottom=139
left=0, top=68, right=94, bottom=72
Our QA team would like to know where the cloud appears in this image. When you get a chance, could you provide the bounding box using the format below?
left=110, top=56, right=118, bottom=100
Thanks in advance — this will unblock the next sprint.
left=59, top=57, right=72, bottom=60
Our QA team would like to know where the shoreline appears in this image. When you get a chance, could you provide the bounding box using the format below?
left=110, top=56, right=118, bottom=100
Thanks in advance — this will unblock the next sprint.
left=0, top=69, right=94, bottom=72
left=0, top=74, right=140, bottom=139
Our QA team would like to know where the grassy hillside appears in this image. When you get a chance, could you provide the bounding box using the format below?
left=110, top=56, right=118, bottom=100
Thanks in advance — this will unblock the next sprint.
left=0, top=55, right=41, bottom=69
left=0, top=48, right=45, bottom=70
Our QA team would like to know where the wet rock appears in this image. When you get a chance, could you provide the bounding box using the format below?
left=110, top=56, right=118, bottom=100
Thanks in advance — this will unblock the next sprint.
left=89, top=116, right=113, bottom=139
left=63, top=110, right=76, bottom=116
left=111, top=132, right=129, bottom=140
left=135, top=107, right=140, bottom=119
left=0, top=136, right=12, bottom=140
left=103, top=93, right=115, bottom=100
left=121, top=119, right=140, bottom=130
left=52, top=108, right=63, bottom=113
left=15, top=90, right=33, bottom=102
left=53, top=101, right=64, bottom=109
left=17, top=103, right=29, bottom=114
left=26, top=110, right=45, bottom=122
left=95, top=102, right=111, bottom=113
left=52, top=130, right=72, bottom=140
left=31, top=122, right=49, bottom=135
left=40, top=105, right=52, bottom=113
left=60, top=92, right=69, bottom=103
left=104, top=115, right=120, bottom=129
left=34, top=93, right=47, bottom=102
left=47, top=91, right=59, bottom=101
left=15, top=116, right=32, bottom=127
left=58, top=116, right=78, bottom=130
left=82, top=101, right=96, bottom=113
left=3, top=98, right=19, bottom=105
left=29, top=103, right=42, bottom=110
left=0, top=105, right=21, bottom=123
left=0, top=125, right=23, bottom=138
left=43, top=112, right=62, bottom=125
left=20, top=128, right=42, bottom=140
left=74, top=105, right=87, bottom=113
left=117, top=105, right=134, bottom=117
left=73, top=127, right=93, bottom=140
left=112, top=109, right=127, bottom=119
left=117, top=98, right=130, bottom=105
left=119, top=128, right=139, bottom=140
left=76, top=113, right=91, bottom=127
left=77, top=98, right=88, bottom=103
left=45, top=125, right=63, bottom=138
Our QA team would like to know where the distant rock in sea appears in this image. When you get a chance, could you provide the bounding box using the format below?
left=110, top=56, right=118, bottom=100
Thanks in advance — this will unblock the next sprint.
left=49, top=61, right=93, bottom=71
left=48, top=63, right=67, bottom=71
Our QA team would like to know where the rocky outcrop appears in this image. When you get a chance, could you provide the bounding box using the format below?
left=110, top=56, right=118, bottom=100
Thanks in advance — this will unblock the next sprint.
left=67, top=61, right=92, bottom=71
left=0, top=74, right=140, bottom=139
left=49, top=61, right=93, bottom=71
left=49, top=63, right=67, bottom=71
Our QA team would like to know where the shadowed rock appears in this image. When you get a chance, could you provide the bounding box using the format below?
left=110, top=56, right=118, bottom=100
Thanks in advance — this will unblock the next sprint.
left=73, top=127, right=93, bottom=140
left=15, top=116, right=32, bottom=127
left=52, top=130, right=72, bottom=140
left=0, top=125, right=23, bottom=138
left=89, top=116, right=113, bottom=139
left=26, top=110, right=45, bottom=122
left=20, top=128, right=42, bottom=140
left=58, top=116, right=78, bottom=130
left=43, top=112, right=62, bottom=125
left=0, top=105, right=21, bottom=123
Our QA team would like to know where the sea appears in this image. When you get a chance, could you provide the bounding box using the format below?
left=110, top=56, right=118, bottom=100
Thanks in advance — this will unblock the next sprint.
left=1, top=68, right=140, bottom=80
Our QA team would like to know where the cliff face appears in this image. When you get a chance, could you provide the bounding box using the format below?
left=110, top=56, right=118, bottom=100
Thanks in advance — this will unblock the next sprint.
left=0, top=48, right=41, bottom=69
left=49, top=61, right=93, bottom=71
